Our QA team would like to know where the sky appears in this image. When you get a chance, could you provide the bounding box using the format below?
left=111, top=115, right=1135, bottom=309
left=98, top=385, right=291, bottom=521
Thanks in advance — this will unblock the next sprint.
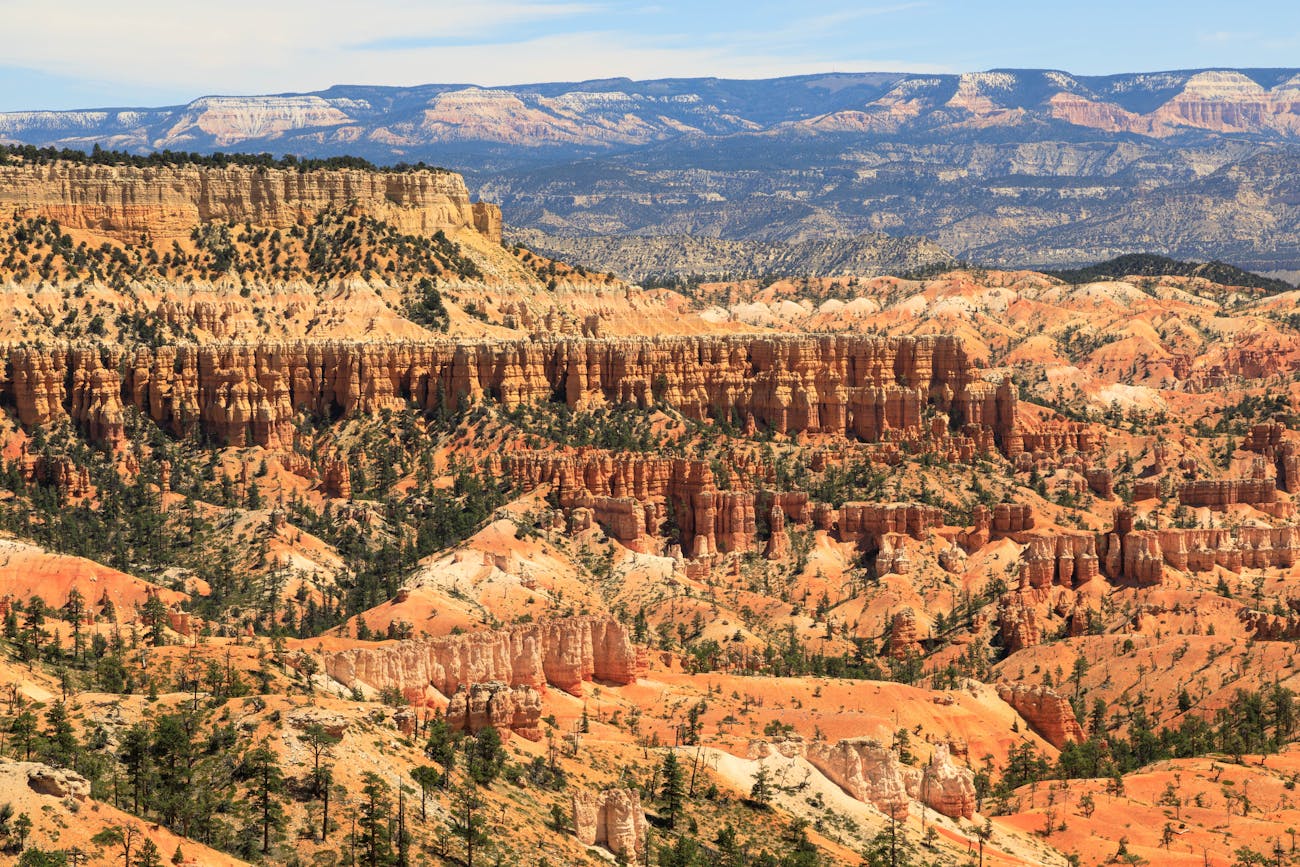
left=1, top=0, right=1298, bottom=111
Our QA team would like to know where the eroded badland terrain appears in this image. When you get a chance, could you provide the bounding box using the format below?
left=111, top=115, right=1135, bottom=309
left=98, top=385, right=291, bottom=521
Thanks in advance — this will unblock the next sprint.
left=2, top=148, right=1300, bottom=867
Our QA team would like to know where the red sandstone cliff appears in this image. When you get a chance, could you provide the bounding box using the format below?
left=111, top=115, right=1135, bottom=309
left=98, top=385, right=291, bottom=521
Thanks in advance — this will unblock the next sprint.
left=445, top=681, right=543, bottom=740
left=0, top=334, right=1009, bottom=453
left=1098, top=510, right=1300, bottom=584
left=997, top=683, right=1085, bottom=749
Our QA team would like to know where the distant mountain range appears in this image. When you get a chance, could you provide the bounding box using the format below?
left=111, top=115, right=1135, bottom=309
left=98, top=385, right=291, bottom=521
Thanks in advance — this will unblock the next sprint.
left=5, top=69, right=1300, bottom=271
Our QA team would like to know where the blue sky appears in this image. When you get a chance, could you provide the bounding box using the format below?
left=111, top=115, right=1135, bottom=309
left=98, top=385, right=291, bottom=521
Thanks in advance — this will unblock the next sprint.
left=1, top=0, right=1297, bottom=111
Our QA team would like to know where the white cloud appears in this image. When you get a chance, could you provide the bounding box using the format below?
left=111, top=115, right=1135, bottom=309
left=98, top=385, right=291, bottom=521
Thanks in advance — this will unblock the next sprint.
left=0, top=0, right=599, bottom=93
left=0, top=0, right=943, bottom=101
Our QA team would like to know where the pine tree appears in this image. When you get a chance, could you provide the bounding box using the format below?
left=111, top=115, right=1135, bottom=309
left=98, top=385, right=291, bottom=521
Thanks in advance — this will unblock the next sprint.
left=44, top=700, right=78, bottom=768
left=92, top=824, right=142, bottom=867
left=133, top=839, right=164, bottom=867
left=298, top=723, right=340, bottom=839
left=10, top=708, right=38, bottom=760
left=141, top=594, right=168, bottom=647
left=119, top=723, right=151, bottom=814
left=424, top=715, right=456, bottom=786
left=449, top=781, right=488, bottom=867
left=465, top=726, right=505, bottom=787
left=659, top=749, right=685, bottom=830
left=749, top=764, right=773, bottom=806
left=411, top=766, right=440, bottom=821
left=358, top=772, right=394, bottom=866
left=65, top=587, right=86, bottom=665
left=239, top=743, right=286, bottom=855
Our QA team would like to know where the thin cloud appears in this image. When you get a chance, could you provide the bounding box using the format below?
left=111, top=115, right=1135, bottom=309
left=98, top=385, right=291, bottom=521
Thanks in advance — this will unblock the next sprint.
left=349, top=2, right=601, bottom=50
left=803, top=2, right=931, bottom=32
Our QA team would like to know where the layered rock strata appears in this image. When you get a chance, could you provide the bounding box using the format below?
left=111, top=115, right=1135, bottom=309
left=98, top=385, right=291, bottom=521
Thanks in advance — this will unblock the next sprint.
left=1178, top=479, right=1277, bottom=509
left=502, top=446, right=944, bottom=558
left=1098, top=518, right=1300, bottom=584
left=804, top=738, right=976, bottom=820
left=571, top=788, right=648, bottom=859
left=320, top=616, right=645, bottom=706
left=445, top=681, right=543, bottom=740
left=996, top=592, right=1043, bottom=653
left=885, top=608, right=923, bottom=658
left=0, top=334, right=1010, bottom=451
left=0, top=161, right=502, bottom=243
left=1018, top=533, right=1100, bottom=589
left=1244, top=422, right=1300, bottom=494
left=996, top=683, right=1085, bottom=749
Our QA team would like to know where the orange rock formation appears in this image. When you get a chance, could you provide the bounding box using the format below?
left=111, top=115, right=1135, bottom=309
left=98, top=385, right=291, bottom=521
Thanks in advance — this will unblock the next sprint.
left=0, top=334, right=1020, bottom=452
left=996, top=683, right=1085, bottom=749
left=445, top=681, right=543, bottom=740
left=319, top=616, right=645, bottom=705
left=571, top=788, right=648, bottom=859
left=0, top=162, right=502, bottom=243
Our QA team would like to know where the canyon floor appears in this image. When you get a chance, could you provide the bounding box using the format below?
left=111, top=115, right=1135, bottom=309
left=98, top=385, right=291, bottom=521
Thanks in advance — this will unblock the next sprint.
left=1, top=154, right=1300, bottom=867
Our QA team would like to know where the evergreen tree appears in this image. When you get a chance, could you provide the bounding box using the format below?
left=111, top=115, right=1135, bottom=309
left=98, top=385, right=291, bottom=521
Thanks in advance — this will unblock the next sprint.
left=658, top=835, right=706, bottom=867
left=715, top=824, right=746, bottom=867
left=17, top=848, right=68, bottom=867
left=10, top=709, right=38, bottom=760
left=862, top=812, right=914, bottom=867
left=92, top=824, right=142, bottom=867
left=65, top=587, right=86, bottom=665
left=749, top=764, right=773, bottom=806
left=133, top=839, right=163, bottom=867
left=239, top=743, right=286, bottom=855
left=141, top=595, right=168, bottom=647
left=43, top=701, right=78, bottom=769
left=659, top=749, right=686, bottom=830
left=411, top=766, right=440, bottom=821
left=118, top=724, right=152, bottom=815
left=298, top=723, right=340, bottom=840
left=449, top=781, right=488, bottom=867
left=465, top=727, right=505, bottom=787
left=358, top=772, right=394, bottom=867
left=424, top=715, right=456, bottom=786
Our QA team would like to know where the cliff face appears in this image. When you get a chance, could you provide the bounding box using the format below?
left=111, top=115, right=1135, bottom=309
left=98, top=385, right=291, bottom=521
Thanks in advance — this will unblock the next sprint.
left=500, top=446, right=943, bottom=559
left=0, top=334, right=1006, bottom=452
left=320, top=615, right=645, bottom=703
left=1099, top=525, right=1300, bottom=584
left=0, top=162, right=502, bottom=243
left=7, top=71, right=1300, bottom=272
left=571, top=788, right=647, bottom=859
left=803, top=738, right=976, bottom=821
left=1244, top=422, right=1300, bottom=494
left=996, top=683, right=1085, bottom=749
left=1018, top=533, right=1101, bottom=589
left=1178, top=479, right=1277, bottom=509
left=445, top=681, right=543, bottom=740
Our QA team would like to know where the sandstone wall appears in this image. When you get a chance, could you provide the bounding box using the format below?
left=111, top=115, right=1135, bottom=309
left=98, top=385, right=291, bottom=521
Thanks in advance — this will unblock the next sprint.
left=572, top=788, right=647, bottom=859
left=804, top=738, right=976, bottom=820
left=0, top=334, right=1002, bottom=452
left=1018, top=533, right=1100, bottom=589
left=1098, top=523, right=1300, bottom=584
left=1178, top=478, right=1277, bottom=508
left=502, top=447, right=943, bottom=560
left=320, top=615, right=645, bottom=702
left=1244, top=421, right=1300, bottom=494
left=0, top=161, right=502, bottom=243
left=445, top=681, right=543, bottom=740
left=996, top=683, right=1084, bottom=749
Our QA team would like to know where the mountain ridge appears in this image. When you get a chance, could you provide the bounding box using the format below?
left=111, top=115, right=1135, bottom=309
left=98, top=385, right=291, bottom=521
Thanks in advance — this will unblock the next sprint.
left=6, top=68, right=1300, bottom=269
